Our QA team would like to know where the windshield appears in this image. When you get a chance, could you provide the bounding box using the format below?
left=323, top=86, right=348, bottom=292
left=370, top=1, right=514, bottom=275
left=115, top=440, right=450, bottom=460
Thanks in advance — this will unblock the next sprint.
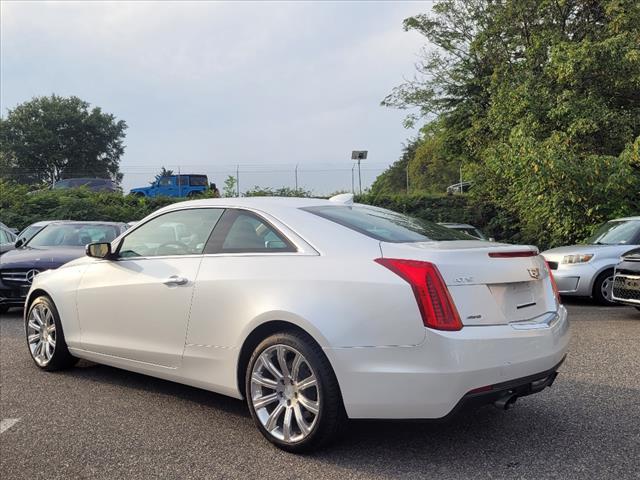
left=586, top=220, right=640, bottom=245
left=27, top=224, right=120, bottom=247
left=18, top=225, right=45, bottom=243
left=453, top=227, right=486, bottom=240
left=302, top=205, right=473, bottom=242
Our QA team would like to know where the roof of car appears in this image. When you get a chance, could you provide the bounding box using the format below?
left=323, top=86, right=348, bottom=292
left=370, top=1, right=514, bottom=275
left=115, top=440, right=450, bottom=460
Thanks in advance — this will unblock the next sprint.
left=45, top=220, right=128, bottom=226
left=161, top=196, right=348, bottom=211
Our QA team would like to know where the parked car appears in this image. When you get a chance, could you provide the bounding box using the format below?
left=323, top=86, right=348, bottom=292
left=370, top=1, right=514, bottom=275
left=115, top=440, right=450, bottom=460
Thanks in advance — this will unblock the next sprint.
left=0, top=224, right=17, bottom=256
left=24, top=195, right=569, bottom=452
left=53, top=178, right=120, bottom=192
left=16, top=220, right=57, bottom=247
left=0, top=221, right=18, bottom=234
left=29, top=178, right=120, bottom=195
left=541, top=216, right=640, bottom=305
left=0, top=221, right=128, bottom=313
left=446, top=181, right=473, bottom=194
left=438, top=222, right=490, bottom=241
left=612, top=247, right=640, bottom=311
left=130, top=174, right=209, bottom=198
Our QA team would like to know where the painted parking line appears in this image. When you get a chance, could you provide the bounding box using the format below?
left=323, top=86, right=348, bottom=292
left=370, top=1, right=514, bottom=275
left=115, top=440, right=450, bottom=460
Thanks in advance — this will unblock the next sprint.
left=0, top=418, right=20, bottom=434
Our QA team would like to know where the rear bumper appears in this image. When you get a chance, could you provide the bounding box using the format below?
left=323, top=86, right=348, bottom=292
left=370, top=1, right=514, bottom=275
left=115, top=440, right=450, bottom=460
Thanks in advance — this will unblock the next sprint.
left=325, top=305, right=569, bottom=419
left=442, top=357, right=564, bottom=419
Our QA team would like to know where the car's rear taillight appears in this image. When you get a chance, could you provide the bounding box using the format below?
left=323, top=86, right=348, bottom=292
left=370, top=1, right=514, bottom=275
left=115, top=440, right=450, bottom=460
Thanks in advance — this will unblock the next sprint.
left=544, top=261, right=562, bottom=305
left=375, top=258, right=463, bottom=331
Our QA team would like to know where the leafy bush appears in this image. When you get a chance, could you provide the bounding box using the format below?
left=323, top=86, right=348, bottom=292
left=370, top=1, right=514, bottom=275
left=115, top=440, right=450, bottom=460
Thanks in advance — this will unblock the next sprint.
left=0, top=180, right=188, bottom=231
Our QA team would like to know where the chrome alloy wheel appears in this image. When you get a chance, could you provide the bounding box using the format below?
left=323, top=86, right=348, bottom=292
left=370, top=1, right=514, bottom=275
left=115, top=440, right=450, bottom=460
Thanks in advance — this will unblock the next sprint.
left=601, top=275, right=614, bottom=302
left=250, top=345, right=320, bottom=443
left=27, top=302, right=56, bottom=367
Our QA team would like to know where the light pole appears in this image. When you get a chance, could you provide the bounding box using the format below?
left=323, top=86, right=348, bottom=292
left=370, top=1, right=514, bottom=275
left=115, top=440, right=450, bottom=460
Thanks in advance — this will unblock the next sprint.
left=351, top=150, right=367, bottom=195
left=351, top=164, right=356, bottom=194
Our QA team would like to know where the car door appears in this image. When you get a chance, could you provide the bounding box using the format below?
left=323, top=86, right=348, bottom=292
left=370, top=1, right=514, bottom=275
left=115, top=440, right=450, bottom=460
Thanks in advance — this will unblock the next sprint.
left=76, top=207, right=223, bottom=368
left=186, top=209, right=300, bottom=352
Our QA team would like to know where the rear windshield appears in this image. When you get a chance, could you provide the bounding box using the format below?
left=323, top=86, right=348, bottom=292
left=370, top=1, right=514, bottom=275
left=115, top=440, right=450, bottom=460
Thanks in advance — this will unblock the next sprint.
left=302, top=205, right=473, bottom=242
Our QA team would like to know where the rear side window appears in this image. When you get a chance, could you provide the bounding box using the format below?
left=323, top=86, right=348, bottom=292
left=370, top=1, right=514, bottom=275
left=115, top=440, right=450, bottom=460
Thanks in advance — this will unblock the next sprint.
left=189, top=175, right=208, bottom=186
left=205, top=210, right=296, bottom=253
left=302, top=205, right=473, bottom=242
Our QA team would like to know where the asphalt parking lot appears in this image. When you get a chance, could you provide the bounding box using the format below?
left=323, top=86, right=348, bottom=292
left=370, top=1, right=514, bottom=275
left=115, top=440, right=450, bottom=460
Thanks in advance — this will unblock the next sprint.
left=1, top=301, right=639, bottom=480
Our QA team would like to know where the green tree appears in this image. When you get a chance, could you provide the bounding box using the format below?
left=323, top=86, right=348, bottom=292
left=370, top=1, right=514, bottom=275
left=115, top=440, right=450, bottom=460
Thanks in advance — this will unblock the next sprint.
left=370, top=138, right=419, bottom=196
left=152, top=166, right=174, bottom=185
left=383, top=0, right=640, bottom=246
left=222, top=175, right=237, bottom=197
left=0, top=95, right=127, bottom=185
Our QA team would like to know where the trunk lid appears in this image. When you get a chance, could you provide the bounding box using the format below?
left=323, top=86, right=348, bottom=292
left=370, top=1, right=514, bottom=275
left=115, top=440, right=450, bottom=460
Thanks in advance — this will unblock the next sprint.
left=380, top=240, right=557, bottom=326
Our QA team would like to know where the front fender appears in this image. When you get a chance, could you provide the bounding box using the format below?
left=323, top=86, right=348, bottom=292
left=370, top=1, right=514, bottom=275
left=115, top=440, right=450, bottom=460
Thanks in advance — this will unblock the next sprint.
left=26, top=264, right=89, bottom=349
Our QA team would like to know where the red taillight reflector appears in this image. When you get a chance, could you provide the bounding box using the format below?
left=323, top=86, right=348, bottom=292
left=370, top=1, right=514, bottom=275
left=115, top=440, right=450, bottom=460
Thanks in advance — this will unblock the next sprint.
left=375, top=258, right=462, bottom=331
left=544, top=261, right=562, bottom=305
left=488, top=251, right=538, bottom=258
left=468, top=385, right=493, bottom=394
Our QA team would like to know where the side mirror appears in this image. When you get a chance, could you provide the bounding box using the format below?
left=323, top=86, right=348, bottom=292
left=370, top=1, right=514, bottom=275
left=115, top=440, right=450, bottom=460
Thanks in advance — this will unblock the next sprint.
left=15, top=238, right=24, bottom=248
left=86, top=242, right=112, bottom=259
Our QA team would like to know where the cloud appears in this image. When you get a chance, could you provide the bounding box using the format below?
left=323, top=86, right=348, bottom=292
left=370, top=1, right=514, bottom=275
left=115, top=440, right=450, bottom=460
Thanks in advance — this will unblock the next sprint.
left=1, top=0, right=429, bottom=193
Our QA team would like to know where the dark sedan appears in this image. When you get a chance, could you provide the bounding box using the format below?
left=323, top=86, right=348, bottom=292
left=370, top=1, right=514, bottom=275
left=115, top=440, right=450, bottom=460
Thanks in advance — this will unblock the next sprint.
left=0, top=221, right=128, bottom=313
left=0, top=224, right=18, bottom=256
left=612, top=247, right=640, bottom=311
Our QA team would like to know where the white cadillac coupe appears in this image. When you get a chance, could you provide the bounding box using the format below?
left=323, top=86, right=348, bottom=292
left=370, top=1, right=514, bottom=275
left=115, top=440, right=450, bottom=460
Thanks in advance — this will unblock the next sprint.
left=25, top=195, right=569, bottom=452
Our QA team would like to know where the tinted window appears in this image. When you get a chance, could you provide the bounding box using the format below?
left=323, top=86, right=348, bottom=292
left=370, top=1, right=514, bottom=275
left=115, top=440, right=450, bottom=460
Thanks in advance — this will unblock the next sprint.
left=302, top=205, right=473, bottom=242
left=119, top=209, right=223, bottom=258
left=587, top=220, right=640, bottom=245
left=189, top=175, right=208, bottom=186
left=206, top=210, right=295, bottom=253
left=28, top=224, right=121, bottom=247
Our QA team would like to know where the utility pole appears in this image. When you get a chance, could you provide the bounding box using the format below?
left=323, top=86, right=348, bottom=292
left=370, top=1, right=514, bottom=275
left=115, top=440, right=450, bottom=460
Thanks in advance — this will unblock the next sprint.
left=178, top=166, right=182, bottom=197
left=295, top=164, right=299, bottom=190
left=406, top=162, right=410, bottom=194
left=236, top=165, right=240, bottom=197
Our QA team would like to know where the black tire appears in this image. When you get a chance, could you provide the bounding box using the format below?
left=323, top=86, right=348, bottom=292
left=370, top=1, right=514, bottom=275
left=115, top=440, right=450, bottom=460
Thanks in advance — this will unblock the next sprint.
left=25, top=295, right=78, bottom=371
left=592, top=270, right=617, bottom=306
left=245, top=331, right=346, bottom=453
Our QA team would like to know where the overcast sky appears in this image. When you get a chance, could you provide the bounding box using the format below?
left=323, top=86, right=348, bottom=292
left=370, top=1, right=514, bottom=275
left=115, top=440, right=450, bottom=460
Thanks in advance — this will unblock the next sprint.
left=1, top=1, right=429, bottom=194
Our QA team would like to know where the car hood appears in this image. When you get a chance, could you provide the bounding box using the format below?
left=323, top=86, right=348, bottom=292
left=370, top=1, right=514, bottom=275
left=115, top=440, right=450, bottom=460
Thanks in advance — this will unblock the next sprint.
left=541, top=243, right=638, bottom=262
left=0, top=246, right=85, bottom=270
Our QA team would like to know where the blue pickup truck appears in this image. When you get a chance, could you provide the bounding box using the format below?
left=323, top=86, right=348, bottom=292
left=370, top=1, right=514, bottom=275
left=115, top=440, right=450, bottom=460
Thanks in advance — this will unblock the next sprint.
left=130, top=174, right=210, bottom=198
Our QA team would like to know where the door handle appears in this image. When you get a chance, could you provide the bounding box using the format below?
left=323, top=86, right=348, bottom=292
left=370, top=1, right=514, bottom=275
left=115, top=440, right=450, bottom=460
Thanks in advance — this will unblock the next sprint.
left=163, top=275, right=189, bottom=286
